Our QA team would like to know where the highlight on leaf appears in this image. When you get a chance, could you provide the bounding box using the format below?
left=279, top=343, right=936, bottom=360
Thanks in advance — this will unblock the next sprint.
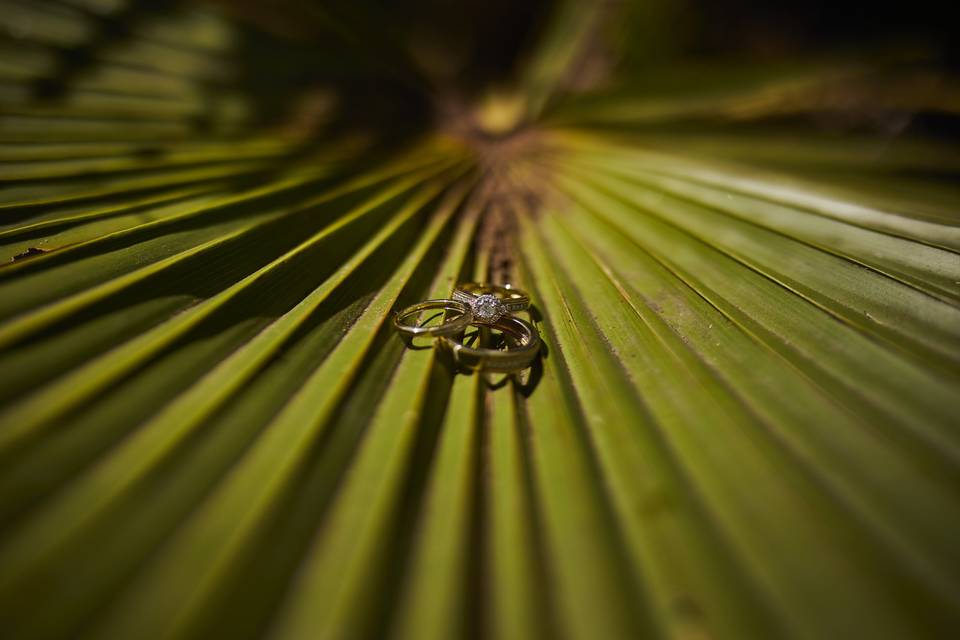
left=0, top=1, right=958, bottom=639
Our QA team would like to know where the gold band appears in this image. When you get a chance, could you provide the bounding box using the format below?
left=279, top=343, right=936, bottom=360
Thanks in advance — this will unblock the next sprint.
left=439, top=315, right=540, bottom=372
left=394, top=299, right=472, bottom=337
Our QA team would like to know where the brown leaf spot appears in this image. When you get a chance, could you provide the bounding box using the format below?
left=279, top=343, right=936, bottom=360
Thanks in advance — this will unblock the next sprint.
left=11, top=247, right=47, bottom=262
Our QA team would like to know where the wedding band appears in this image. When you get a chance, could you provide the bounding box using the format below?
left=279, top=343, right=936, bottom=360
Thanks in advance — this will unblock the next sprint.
left=451, top=283, right=530, bottom=324
left=394, top=299, right=473, bottom=337
left=439, top=315, right=540, bottom=372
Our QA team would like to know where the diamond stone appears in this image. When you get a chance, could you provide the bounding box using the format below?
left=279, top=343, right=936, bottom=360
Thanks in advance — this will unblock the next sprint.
left=472, top=293, right=505, bottom=322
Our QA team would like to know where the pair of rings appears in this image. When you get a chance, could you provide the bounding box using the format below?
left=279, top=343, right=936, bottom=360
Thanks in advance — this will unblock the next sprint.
left=394, top=283, right=540, bottom=373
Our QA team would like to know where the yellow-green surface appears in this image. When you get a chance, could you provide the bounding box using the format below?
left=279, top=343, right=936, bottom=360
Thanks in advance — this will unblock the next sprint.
left=1, top=2, right=959, bottom=639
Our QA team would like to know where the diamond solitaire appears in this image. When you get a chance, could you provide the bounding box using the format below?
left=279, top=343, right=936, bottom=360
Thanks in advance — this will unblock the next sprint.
left=471, top=293, right=506, bottom=323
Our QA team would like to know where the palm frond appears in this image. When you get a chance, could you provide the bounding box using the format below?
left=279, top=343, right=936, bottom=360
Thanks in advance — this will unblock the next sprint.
left=0, top=1, right=958, bottom=639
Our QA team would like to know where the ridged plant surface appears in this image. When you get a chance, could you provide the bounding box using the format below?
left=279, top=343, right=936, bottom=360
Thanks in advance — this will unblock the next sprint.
left=0, top=2, right=959, bottom=639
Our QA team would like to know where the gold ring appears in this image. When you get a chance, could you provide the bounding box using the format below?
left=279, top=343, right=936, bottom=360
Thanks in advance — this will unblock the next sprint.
left=394, top=299, right=473, bottom=337
left=451, top=282, right=530, bottom=323
left=439, top=315, right=540, bottom=372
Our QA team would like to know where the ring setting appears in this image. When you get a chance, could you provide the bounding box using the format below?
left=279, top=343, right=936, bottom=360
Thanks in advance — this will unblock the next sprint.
left=451, top=283, right=530, bottom=324
left=471, top=293, right=506, bottom=323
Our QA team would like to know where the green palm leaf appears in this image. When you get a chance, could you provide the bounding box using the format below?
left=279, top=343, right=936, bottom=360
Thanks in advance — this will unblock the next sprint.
left=0, top=1, right=958, bottom=638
